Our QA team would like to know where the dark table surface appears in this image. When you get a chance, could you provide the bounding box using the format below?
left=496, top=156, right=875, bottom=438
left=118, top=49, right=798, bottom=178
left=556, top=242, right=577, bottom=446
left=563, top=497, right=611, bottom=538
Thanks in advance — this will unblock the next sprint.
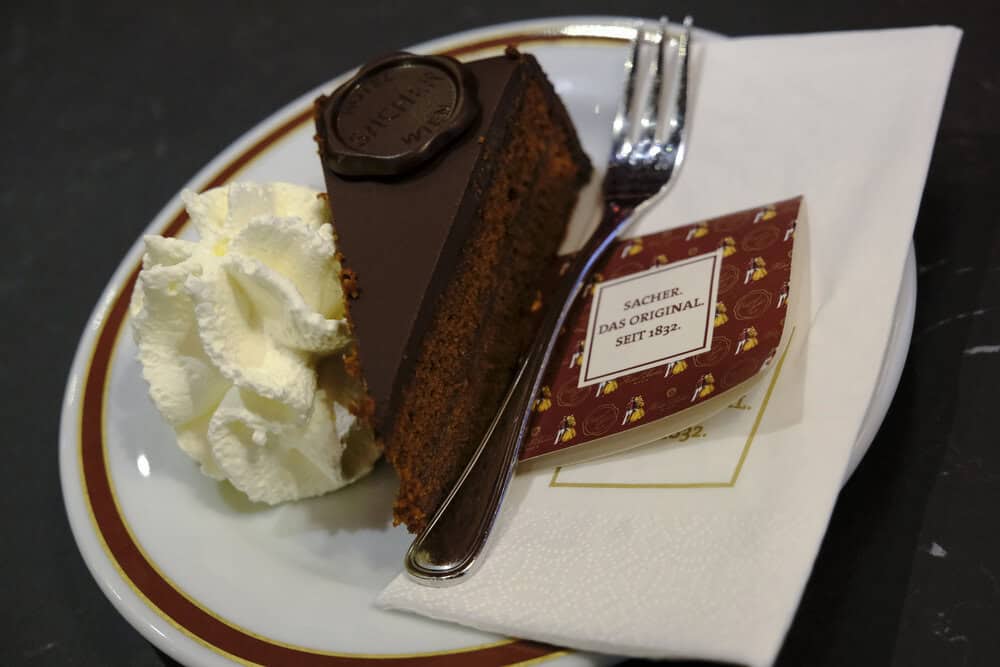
left=4, top=1, right=998, bottom=665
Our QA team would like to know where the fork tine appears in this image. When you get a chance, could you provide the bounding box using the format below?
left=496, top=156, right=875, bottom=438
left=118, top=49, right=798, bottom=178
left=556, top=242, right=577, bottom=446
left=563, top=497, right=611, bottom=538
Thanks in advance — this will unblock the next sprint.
left=637, top=16, right=668, bottom=157
left=646, top=15, right=691, bottom=171
left=663, top=16, right=692, bottom=152
left=611, top=25, right=643, bottom=159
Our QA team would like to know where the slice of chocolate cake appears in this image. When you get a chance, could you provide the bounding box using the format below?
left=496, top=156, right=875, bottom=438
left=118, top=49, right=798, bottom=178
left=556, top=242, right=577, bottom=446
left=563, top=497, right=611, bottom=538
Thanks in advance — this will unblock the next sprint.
left=315, top=48, right=591, bottom=532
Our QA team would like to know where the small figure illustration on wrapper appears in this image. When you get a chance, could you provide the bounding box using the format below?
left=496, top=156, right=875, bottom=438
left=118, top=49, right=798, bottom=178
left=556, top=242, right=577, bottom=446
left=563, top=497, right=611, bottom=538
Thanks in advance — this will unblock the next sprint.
left=664, top=358, right=689, bottom=377
left=595, top=379, right=619, bottom=397
left=744, top=256, right=768, bottom=284
left=777, top=281, right=789, bottom=308
left=533, top=386, right=552, bottom=412
left=554, top=415, right=577, bottom=445
left=784, top=219, right=796, bottom=242
left=720, top=236, right=737, bottom=257
left=715, top=302, right=729, bottom=327
left=685, top=221, right=709, bottom=241
left=622, top=395, right=646, bottom=425
left=691, top=373, right=716, bottom=402
left=569, top=340, right=585, bottom=368
left=620, top=237, right=643, bottom=258
left=753, top=205, right=777, bottom=223
left=735, top=326, right=759, bottom=355
left=652, top=253, right=669, bottom=268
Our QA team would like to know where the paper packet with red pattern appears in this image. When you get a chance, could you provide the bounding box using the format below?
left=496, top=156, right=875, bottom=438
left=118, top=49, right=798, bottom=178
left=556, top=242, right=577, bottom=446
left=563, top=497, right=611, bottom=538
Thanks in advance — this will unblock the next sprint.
left=521, top=197, right=803, bottom=464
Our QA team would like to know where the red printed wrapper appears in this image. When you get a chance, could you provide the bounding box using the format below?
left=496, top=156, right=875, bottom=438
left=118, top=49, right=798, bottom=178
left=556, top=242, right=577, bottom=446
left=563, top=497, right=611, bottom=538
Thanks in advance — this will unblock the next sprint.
left=521, top=197, right=801, bottom=462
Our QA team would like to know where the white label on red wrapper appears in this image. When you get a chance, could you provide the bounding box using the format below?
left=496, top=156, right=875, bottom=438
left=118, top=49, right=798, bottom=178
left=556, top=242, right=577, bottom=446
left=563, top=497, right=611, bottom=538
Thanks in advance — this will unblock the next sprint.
left=579, top=248, right=722, bottom=387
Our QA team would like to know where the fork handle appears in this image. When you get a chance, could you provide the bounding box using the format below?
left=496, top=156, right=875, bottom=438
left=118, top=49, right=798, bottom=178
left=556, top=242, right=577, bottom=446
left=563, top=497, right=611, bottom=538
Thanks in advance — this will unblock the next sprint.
left=405, top=203, right=635, bottom=584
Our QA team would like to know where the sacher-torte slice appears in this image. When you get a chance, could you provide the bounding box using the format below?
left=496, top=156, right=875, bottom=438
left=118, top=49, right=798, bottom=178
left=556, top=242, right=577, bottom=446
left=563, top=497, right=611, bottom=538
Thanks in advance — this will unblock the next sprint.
left=314, top=48, right=592, bottom=531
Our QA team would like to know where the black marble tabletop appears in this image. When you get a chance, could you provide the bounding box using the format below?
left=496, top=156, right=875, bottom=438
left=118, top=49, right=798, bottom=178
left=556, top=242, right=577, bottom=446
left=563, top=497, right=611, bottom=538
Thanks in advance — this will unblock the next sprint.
left=5, top=1, right=997, bottom=665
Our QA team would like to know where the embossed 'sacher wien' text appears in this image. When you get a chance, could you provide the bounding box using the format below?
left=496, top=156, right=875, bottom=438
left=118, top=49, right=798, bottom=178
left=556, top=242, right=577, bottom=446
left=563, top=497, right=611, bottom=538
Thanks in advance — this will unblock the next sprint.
left=338, top=66, right=457, bottom=153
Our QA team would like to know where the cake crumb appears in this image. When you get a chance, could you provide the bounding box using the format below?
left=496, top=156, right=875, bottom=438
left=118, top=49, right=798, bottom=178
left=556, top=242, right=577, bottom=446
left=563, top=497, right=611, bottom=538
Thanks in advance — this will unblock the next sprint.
left=341, top=267, right=360, bottom=299
left=343, top=349, right=367, bottom=385
left=530, top=290, right=543, bottom=313
left=347, top=395, right=376, bottom=420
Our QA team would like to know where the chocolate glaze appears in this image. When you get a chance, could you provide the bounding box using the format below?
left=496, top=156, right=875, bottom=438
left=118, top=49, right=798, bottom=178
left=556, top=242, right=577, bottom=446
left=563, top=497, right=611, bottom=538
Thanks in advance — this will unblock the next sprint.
left=314, top=50, right=590, bottom=437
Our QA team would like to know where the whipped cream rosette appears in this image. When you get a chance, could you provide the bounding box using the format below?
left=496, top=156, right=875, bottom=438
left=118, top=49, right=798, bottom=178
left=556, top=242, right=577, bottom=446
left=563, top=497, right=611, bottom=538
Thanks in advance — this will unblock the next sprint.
left=130, top=182, right=380, bottom=503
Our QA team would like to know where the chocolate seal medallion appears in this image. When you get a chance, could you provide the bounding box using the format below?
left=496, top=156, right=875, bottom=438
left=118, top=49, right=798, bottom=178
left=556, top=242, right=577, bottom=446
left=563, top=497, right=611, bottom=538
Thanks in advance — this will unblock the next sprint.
left=319, top=52, right=479, bottom=177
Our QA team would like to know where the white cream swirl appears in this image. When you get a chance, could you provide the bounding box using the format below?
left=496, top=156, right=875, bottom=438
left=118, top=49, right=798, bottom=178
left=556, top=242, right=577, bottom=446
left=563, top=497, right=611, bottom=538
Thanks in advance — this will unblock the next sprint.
left=130, top=182, right=380, bottom=504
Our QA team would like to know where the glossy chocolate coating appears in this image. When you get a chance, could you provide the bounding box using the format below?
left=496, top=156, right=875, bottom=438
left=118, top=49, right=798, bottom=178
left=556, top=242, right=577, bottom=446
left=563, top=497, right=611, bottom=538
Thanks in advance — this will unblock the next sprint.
left=315, top=50, right=588, bottom=437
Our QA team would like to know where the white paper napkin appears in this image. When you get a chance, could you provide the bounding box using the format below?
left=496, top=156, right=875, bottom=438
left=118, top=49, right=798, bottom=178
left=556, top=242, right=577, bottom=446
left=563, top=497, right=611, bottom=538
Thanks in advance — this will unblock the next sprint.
left=378, top=26, right=961, bottom=667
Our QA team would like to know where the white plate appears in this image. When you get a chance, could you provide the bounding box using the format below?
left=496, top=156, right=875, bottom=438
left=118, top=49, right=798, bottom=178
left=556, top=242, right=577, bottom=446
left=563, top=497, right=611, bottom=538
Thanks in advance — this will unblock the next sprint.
left=59, top=16, right=915, bottom=667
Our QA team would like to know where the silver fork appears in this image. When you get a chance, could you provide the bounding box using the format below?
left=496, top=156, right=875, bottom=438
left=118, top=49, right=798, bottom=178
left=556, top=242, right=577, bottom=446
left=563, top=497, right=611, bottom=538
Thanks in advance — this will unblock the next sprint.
left=406, top=16, right=693, bottom=585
